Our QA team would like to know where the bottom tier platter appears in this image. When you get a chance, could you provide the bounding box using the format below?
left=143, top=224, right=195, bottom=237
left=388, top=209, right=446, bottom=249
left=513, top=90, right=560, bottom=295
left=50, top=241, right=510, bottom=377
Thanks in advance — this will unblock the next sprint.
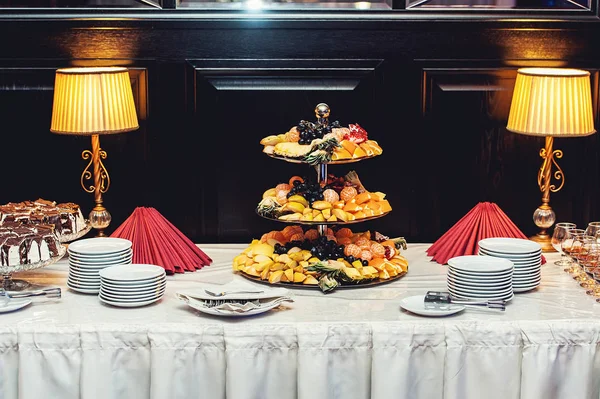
left=233, top=225, right=408, bottom=293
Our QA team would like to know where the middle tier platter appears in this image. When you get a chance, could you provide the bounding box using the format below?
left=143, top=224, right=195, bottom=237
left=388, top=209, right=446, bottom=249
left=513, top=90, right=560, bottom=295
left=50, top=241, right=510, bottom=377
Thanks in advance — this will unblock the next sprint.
left=257, top=171, right=392, bottom=224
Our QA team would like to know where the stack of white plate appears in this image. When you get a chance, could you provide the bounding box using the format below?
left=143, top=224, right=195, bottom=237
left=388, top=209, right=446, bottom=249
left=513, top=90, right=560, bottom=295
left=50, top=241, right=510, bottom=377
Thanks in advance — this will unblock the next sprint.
left=67, top=238, right=133, bottom=294
left=99, top=264, right=166, bottom=308
left=478, top=237, right=542, bottom=293
left=447, top=255, right=514, bottom=302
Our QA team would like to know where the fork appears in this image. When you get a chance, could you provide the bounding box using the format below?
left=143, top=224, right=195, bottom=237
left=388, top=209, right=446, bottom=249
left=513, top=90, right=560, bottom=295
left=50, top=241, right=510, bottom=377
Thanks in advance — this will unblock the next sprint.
left=204, top=289, right=264, bottom=297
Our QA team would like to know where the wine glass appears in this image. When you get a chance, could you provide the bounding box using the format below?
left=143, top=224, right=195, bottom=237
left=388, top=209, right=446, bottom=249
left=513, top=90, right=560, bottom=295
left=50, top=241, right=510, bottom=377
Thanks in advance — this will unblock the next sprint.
left=581, top=248, right=600, bottom=290
left=585, top=222, right=600, bottom=240
left=552, top=222, right=577, bottom=266
left=562, top=228, right=585, bottom=273
left=570, top=235, right=595, bottom=276
left=574, top=240, right=598, bottom=283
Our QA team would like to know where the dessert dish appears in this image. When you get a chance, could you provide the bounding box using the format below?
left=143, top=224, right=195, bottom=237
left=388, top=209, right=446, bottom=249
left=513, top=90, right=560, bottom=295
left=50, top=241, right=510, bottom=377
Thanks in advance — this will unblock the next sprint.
left=0, top=222, right=62, bottom=268
left=260, top=112, right=382, bottom=165
left=257, top=171, right=392, bottom=223
left=0, top=199, right=87, bottom=240
left=233, top=226, right=408, bottom=293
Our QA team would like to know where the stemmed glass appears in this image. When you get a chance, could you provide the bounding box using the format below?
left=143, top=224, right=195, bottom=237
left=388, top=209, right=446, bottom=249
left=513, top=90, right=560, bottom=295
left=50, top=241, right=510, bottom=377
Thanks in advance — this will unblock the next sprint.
left=562, top=229, right=585, bottom=273
left=573, top=239, right=598, bottom=283
left=552, top=223, right=577, bottom=266
left=585, top=222, right=600, bottom=240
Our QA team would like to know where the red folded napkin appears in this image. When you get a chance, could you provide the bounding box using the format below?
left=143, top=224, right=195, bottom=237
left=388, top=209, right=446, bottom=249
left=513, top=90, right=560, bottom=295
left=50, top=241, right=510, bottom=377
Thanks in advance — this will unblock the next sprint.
left=111, top=207, right=212, bottom=274
left=427, top=202, right=546, bottom=265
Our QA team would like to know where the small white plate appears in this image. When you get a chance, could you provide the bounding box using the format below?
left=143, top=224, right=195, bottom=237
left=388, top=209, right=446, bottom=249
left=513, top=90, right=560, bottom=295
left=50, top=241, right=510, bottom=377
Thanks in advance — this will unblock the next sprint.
left=99, top=294, right=161, bottom=308
left=100, top=264, right=165, bottom=281
left=99, top=288, right=165, bottom=302
left=448, top=267, right=513, bottom=279
left=68, top=238, right=132, bottom=255
left=448, top=286, right=513, bottom=298
left=67, top=281, right=100, bottom=294
left=0, top=298, right=32, bottom=313
left=479, top=252, right=542, bottom=266
left=69, top=254, right=133, bottom=265
left=448, top=280, right=512, bottom=292
left=100, top=274, right=165, bottom=287
left=68, top=268, right=100, bottom=277
left=478, top=249, right=542, bottom=260
left=478, top=238, right=541, bottom=254
left=399, top=295, right=465, bottom=317
left=69, top=249, right=132, bottom=260
left=447, top=270, right=513, bottom=284
left=448, top=255, right=514, bottom=273
left=101, top=285, right=166, bottom=297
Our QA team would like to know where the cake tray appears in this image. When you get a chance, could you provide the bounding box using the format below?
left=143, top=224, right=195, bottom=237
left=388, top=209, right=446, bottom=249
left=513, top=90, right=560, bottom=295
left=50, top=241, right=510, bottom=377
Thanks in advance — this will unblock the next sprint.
left=257, top=210, right=390, bottom=225
left=266, top=153, right=379, bottom=165
left=239, top=269, right=406, bottom=291
left=0, top=244, right=66, bottom=276
left=59, top=221, right=92, bottom=243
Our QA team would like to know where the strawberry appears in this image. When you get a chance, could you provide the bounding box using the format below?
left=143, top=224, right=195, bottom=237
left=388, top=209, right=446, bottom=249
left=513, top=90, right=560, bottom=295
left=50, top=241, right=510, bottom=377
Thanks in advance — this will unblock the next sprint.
left=344, top=123, right=368, bottom=144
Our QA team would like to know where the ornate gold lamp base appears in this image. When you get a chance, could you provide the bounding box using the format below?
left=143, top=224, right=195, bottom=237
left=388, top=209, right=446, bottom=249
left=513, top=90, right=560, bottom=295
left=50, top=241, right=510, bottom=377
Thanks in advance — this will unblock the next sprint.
left=82, top=134, right=112, bottom=237
left=530, top=137, right=562, bottom=253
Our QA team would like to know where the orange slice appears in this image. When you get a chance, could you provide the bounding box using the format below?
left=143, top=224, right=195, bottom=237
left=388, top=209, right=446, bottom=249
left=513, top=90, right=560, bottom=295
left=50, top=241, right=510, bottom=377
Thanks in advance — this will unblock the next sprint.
left=341, top=140, right=358, bottom=154
left=353, top=146, right=367, bottom=158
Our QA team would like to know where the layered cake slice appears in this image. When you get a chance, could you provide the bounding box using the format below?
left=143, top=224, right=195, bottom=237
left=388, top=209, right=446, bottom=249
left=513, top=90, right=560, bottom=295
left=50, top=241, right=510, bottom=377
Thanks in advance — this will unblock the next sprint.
left=0, top=223, right=61, bottom=267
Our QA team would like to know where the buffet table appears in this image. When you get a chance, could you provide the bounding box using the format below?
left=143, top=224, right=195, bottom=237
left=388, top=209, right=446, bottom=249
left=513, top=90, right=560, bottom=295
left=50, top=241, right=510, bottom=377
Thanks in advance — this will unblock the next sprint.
left=2, top=244, right=600, bottom=399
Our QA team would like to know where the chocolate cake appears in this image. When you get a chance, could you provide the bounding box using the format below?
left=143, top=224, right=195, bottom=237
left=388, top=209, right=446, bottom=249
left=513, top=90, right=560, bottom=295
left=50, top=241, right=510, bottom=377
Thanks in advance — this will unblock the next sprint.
left=0, top=223, right=61, bottom=267
left=0, top=199, right=86, bottom=237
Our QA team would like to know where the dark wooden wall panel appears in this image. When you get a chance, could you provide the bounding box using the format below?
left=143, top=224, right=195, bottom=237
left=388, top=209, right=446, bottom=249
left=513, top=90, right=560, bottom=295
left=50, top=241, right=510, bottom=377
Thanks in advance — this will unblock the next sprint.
left=0, top=15, right=599, bottom=242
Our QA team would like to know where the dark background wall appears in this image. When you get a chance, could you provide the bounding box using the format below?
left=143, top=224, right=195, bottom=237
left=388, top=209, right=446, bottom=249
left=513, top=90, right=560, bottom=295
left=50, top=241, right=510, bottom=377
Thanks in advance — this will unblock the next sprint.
left=0, top=11, right=599, bottom=243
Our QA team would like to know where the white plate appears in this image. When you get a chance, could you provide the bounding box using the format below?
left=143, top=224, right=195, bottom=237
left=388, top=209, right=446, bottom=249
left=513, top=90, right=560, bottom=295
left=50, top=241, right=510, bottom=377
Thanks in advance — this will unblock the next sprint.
left=69, top=254, right=133, bottom=264
left=448, top=285, right=513, bottom=298
left=514, top=271, right=541, bottom=279
left=448, top=266, right=513, bottom=279
left=180, top=297, right=292, bottom=318
left=67, top=281, right=100, bottom=294
left=99, top=294, right=162, bottom=308
left=69, top=249, right=133, bottom=260
left=448, top=255, right=513, bottom=273
left=514, top=281, right=541, bottom=288
left=101, top=286, right=166, bottom=298
left=479, top=252, right=542, bottom=266
left=399, top=295, right=465, bottom=317
left=100, top=288, right=165, bottom=301
left=447, top=270, right=513, bottom=284
left=448, top=279, right=512, bottom=292
left=68, top=238, right=132, bottom=255
left=101, top=281, right=166, bottom=295
left=99, top=264, right=165, bottom=281
left=479, top=248, right=542, bottom=258
left=68, top=271, right=100, bottom=281
left=101, top=279, right=166, bottom=291
left=478, top=238, right=542, bottom=254
left=68, top=276, right=100, bottom=285
left=514, top=278, right=542, bottom=286
left=0, top=298, right=32, bottom=313
left=100, top=274, right=165, bottom=286
left=68, top=267, right=100, bottom=277
left=449, top=290, right=514, bottom=302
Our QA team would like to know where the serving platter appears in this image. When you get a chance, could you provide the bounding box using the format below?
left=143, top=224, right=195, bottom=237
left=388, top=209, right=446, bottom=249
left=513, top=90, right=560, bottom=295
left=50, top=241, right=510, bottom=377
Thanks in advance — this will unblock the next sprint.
left=266, top=153, right=379, bottom=165
left=256, top=210, right=391, bottom=225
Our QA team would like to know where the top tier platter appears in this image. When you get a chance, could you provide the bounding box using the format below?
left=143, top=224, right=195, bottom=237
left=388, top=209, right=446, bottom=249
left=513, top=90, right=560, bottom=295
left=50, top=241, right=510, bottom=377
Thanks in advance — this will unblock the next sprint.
left=266, top=153, right=375, bottom=165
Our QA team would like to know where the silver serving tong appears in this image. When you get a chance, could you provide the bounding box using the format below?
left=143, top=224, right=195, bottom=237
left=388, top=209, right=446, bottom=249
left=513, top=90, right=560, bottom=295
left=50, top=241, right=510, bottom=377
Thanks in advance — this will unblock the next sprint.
left=1, top=287, right=61, bottom=301
left=424, top=291, right=506, bottom=311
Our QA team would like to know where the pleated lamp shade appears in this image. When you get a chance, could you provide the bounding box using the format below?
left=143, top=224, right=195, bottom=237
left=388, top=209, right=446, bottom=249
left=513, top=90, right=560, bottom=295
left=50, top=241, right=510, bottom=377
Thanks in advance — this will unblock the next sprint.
left=50, top=67, right=139, bottom=135
left=507, top=68, right=596, bottom=137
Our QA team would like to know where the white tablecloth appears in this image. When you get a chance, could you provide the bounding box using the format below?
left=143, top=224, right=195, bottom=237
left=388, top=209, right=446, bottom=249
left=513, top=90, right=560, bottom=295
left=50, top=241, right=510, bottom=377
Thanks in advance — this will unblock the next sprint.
left=1, top=244, right=600, bottom=399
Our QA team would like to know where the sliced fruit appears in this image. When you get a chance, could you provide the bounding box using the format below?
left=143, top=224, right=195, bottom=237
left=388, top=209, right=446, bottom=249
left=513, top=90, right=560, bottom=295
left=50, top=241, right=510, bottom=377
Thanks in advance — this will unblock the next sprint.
left=244, top=266, right=260, bottom=277
left=379, top=269, right=390, bottom=280
left=322, top=208, right=332, bottom=219
left=365, top=200, right=381, bottom=211
left=293, top=272, right=307, bottom=283
left=333, top=208, right=348, bottom=222
left=262, top=188, right=277, bottom=199
left=252, top=243, right=274, bottom=257
left=366, top=140, right=383, bottom=155
left=278, top=213, right=302, bottom=221
left=359, top=142, right=375, bottom=156
left=270, top=262, right=284, bottom=271
left=313, top=213, right=326, bottom=222
left=284, top=268, right=294, bottom=282
left=269, top=270, right=284, bottom=283
left=312, top=201, right=332, bottom=210
left=273, top=142, right=312, bottom=158
left=266, top=238, right=283, bottom=247
left=343, top=267, right=362, bottom=280
left=282, top=202, right=305, bottom=214
left=332, top=148, right=353, bottom=160
left=312, top=209, right=322, bottom=218
left=280, top=272, right=289, bottom=282
left=343, top=202, right=362, bottom=212
left=288, top=195, right=309, bottom=208
left=341, top=139, right=358, bottom=154
left=255, top=259, right=275, bottom=272
left=327, top=215, right=338, bottom=222
left=303, top=275, right=319, bottom=285
left=354, top=211, right=367, bottom=219
left=295, top=265, right=306, bottom=272
left=260, top=267, right=270, bottom=280
left=372, top=192, right=386, bottom=201
left=355, top=192, right=372, bottom=204
left=346, top=212, right=356, bottom=221
left=352, top=260, right=363, bottom=270
left=300, top=213, right=314, bottom=222
left=379, top=200, right=392, bottom=213
left=332, top=200, right=345, bottom=209
left=353, top=146, right=367, bottom=158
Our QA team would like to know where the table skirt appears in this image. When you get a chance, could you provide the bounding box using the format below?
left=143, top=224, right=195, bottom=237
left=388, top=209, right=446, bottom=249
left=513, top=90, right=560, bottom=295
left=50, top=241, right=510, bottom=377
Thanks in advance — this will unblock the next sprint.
left=2, top=320, right=599, bottom=399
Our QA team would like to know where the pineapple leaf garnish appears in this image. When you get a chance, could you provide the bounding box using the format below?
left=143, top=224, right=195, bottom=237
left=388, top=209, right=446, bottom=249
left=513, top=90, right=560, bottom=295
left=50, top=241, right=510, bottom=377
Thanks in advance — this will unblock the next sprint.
left=256, top=197, right=281, bottom=218
left=304, top=150, right=332, bottom=166
left=318, top=274, right=339, bottom=293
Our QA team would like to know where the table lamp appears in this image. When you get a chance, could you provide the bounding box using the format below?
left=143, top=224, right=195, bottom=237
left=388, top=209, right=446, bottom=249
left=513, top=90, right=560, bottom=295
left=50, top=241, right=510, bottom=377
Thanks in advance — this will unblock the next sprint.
left=50, top=67, right=139, bottom=237
left=507, top=68, right=596, bottom=252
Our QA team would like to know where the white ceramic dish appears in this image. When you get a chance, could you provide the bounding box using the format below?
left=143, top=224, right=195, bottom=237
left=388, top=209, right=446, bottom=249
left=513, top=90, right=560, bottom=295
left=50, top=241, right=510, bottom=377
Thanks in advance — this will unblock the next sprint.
left=0, top=298, right=32, bottom=313
left=399, top=295, right=465, bottom=317
left=447, top=270, right=513, bottom=284
left=68, top=238, right=132, bottom=255
left=478, top=238, right=542, bottom=254
left=67, top=281, right=100, bottom=294
left=101, top=280, right=166, bottom=293
left=99, top=264, right=165, bottom=281
left=448, top=266, right=513, bottom=279
left=101, top=286, right=166, bottom=298
left=69, top=249, right=133, bottom=260
left=448, top=290, right=514, bottom=302
left=181, top=297, right=291, bottom=318
left=448, top=255, right=514, bottom=273
left=101, top=278, right=166, bottom=290
left=99, top=288, right=165, bottom=302
left=447, top=280, right=512, bottom=292
left=69, top=253, right=133, bottom=264
left=479, top=248, right=542, bottom=259
left=448, top=285, right=513, bottom=298
left=68, top=267, right=101, bottom=276
left=99, top=294, right=161, bottom=308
